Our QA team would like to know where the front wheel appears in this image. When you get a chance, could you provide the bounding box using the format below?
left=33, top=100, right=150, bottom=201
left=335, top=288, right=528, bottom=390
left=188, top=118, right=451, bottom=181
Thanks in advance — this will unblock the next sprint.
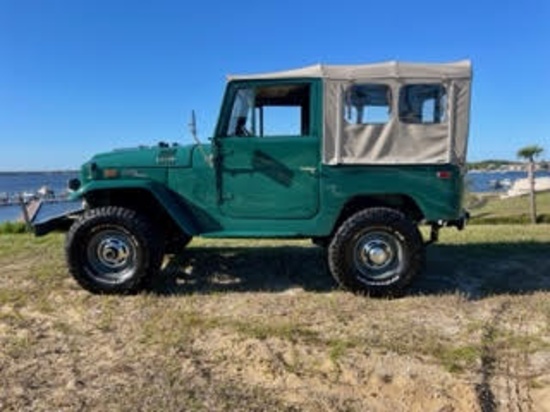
left=65, top=206, right=163, bottom=294
left=327, top=207, right=425, bottom=297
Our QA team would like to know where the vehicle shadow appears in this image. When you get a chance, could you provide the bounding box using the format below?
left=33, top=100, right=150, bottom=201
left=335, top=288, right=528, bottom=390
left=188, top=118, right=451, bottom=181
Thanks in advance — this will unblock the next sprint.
left=148, top=241, right=550, bottom=299
left=410, top=241, right=550, bottom=299
left=149, top=245, right=336, bottom=295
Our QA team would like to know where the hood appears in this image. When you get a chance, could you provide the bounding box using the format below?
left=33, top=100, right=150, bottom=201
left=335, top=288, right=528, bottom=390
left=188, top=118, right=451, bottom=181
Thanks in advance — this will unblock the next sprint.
left=91, top=143, right=197, bottom=168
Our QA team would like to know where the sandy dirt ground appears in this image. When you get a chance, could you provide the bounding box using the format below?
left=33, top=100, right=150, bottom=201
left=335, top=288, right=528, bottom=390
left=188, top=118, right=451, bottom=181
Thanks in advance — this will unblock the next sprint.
left=0, top=230, right=549, bottom=411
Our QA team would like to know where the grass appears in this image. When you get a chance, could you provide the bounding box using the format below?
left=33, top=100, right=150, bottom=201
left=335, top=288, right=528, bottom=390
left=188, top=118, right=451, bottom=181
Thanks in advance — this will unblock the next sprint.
left=0, top=226, right=549, bottom=411
left=0, top=221, right=28, bottom=234
left=437, top=345, right=480, bottom=373
left=468, top=190, right=550, bottom=224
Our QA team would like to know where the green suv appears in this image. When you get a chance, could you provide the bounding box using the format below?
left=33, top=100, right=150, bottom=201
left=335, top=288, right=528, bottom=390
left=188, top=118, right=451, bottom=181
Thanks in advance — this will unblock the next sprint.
left=37, top=60, right=472, bottom=296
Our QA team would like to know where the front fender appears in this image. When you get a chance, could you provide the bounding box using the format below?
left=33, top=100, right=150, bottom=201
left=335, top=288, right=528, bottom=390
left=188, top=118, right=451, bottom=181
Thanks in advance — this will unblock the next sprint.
left=72, top=179, right=200, bottom=236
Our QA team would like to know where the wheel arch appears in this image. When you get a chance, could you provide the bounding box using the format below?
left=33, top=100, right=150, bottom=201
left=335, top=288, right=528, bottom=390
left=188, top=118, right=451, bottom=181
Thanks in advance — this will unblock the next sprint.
left=332, top=194, right=424, bottom=234
left=79, top=181, right=199, bottom=237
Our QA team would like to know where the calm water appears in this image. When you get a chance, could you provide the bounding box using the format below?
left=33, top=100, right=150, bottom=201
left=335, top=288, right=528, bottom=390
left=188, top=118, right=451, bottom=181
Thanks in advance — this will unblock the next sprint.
left=0, top=170, right=549, bottom=223
left=466, top=170, right=550, bottom=193
left=0, top=171, right=77, bottom=197
left=0, top=171, right=77, bottom=223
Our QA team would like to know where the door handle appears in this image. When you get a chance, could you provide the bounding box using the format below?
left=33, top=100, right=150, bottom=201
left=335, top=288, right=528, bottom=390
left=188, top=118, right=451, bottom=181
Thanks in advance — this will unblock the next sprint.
left=299, top=166, right=317, bottom=175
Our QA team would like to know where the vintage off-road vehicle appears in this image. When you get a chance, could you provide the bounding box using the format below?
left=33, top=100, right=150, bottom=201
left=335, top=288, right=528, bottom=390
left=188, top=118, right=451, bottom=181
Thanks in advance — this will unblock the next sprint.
left=37, top=60, right=472, bottom=296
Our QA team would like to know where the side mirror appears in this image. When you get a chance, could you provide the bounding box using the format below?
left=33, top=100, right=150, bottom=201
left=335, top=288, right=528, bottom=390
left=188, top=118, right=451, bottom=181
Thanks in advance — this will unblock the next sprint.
left=188, top=110, right=213, bottom=167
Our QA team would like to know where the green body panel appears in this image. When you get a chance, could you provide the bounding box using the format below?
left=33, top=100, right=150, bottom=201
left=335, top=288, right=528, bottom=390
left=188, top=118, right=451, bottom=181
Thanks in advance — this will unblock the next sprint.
left=89, top=145, right=194, bottom=169
left=203, top=163, right=462, bottom=238
left=319, top=164, right=463, bottom=222
left=72, top=77, right=466, bottom=239
left=218, top=136, right=319, bottom=219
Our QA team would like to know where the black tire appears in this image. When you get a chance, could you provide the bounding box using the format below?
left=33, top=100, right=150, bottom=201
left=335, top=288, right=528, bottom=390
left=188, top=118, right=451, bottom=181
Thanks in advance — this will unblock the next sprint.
left=327, top=207, right=424, bottom=297
left=65, top=206, right=163, bottom=294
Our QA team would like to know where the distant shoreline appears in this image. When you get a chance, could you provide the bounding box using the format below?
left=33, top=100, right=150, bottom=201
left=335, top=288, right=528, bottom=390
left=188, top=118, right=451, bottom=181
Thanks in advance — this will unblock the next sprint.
left=0, top=170, right=78, bottom=175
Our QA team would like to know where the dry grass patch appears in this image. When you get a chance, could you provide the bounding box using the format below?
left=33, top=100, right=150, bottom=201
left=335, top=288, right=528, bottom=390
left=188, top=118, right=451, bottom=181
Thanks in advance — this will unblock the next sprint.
left=0, top=226, right=549, bottom=411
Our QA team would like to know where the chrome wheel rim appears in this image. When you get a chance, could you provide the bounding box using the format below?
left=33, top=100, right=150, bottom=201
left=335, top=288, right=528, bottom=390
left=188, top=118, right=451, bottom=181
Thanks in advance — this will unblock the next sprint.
left=86, top=229, right=137, bottom=284
left=353, top=230, right=404, bottom=284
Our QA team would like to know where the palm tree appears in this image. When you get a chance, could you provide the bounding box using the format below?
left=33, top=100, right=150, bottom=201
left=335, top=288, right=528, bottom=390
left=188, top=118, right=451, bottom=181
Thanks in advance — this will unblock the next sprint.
left=517, top=145, right=544, bottom=224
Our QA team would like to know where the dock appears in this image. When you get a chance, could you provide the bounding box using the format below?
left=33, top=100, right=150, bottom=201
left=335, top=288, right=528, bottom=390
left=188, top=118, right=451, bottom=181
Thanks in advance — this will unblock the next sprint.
left=0, top=185, right=76, bottom=227
left=24, top=200, right=43, bottom=223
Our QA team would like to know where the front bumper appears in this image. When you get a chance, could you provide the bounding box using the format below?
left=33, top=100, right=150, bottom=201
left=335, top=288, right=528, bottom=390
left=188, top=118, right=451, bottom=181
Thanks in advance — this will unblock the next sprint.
left=32, top=202, right=84, bottom=236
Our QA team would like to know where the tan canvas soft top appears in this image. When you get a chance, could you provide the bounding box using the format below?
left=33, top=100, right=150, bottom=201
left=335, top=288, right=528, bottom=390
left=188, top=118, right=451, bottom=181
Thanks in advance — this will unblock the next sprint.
left=228, top=60, right=472, bottom=167
left=228, top=60, right=471, bottom=81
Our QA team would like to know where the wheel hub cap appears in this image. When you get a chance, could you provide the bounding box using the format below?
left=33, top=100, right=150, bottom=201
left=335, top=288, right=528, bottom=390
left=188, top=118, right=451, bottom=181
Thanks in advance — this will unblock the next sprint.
left=97, top=237, right=131, bottom=269
left=361, top=240, right=393, bottom=269
left=352, top=230, right=404, bottom=283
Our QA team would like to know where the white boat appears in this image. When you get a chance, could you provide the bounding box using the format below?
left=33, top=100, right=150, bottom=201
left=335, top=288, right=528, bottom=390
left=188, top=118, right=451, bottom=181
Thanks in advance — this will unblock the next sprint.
left=21, top=192, right=36, bottom=203
left=37, top=185, right=55, bottom=199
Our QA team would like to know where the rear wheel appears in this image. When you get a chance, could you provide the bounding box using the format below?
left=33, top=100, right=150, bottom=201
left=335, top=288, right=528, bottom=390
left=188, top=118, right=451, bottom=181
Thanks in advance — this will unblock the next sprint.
left=66, top=206, right=163, bottom=294
left=328, top=207, right=424, bottom=296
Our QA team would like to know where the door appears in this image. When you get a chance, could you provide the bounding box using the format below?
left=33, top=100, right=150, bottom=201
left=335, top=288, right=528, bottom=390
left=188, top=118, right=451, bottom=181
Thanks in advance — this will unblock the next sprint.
left=216, top=80, right=320, bottom=219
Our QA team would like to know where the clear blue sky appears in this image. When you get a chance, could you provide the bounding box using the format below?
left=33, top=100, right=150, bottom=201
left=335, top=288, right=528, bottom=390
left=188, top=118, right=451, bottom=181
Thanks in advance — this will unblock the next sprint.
left=1, top=0, right=549, bottom=171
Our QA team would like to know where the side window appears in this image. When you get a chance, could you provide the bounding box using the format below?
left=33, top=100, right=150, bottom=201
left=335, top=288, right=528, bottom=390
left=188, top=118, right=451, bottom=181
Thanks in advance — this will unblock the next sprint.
left=227, top=88, right=255, bottom=136
left=344, top=84, right=391, bottom=124
left=399, top=84, right=447, bottom=124
left=225, top=84, right=310, bottom=137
